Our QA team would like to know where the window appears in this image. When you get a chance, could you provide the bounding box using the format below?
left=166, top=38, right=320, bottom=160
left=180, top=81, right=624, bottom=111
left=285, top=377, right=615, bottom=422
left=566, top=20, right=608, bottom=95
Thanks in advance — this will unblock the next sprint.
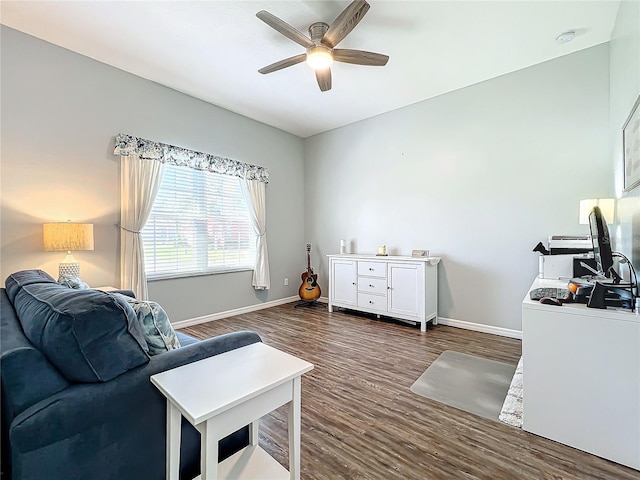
left=142, top=164, right=256, bottom=279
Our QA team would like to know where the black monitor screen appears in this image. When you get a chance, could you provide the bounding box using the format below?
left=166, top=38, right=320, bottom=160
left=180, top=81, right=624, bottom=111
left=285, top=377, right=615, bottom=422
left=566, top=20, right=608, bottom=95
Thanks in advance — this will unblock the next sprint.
left=589, top=205, right=614, bottom=277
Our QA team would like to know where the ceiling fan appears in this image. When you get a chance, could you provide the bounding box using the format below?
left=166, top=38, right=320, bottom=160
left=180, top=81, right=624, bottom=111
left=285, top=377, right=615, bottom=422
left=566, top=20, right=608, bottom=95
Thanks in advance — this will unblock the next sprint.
left=256, top=0, right=389, bottom=92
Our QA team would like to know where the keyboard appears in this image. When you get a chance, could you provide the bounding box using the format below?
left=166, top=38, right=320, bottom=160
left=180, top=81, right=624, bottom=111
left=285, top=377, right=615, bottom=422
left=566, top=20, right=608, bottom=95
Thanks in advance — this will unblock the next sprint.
left=529, top=287, right=572, bottom=301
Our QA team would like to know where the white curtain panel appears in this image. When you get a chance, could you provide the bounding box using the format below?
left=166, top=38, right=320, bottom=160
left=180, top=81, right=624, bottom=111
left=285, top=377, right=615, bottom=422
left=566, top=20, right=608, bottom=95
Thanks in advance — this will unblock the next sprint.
left=241, top=179, right=271, bottom=290
left=120, top=154, right=164, bottom=299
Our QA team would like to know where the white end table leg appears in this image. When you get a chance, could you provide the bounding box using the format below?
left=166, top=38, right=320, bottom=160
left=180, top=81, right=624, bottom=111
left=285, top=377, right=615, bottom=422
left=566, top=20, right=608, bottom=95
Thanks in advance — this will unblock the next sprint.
left=288, top=377, right=302, bottom=480
left=199, top=420, right=219, bottom=480
left=166, top=399, right=181, bottom=480
left=250, top=420, right=259, bottom=446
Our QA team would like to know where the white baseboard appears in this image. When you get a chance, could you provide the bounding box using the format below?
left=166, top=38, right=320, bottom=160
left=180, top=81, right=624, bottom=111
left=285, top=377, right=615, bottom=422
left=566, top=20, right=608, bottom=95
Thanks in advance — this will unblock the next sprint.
left=172, top=295, right=300, bottom=330
left=173, top=296, right=522, bottom=341
left=438, top=317, right=522, bottom=340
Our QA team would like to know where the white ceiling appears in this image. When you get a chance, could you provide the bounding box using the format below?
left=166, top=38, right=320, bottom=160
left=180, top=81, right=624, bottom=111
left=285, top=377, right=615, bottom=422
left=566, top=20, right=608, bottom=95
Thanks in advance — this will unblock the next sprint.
left=0, top=1, right=620, bottom=138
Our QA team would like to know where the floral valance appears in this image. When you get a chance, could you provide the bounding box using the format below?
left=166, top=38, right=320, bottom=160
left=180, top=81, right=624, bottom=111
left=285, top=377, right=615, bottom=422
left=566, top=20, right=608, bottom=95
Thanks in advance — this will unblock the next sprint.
left=114, top=133, right=269, bottom=183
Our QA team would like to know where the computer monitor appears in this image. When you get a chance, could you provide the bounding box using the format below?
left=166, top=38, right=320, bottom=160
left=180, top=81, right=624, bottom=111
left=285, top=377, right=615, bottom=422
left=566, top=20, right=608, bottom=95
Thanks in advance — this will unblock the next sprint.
left=588, top=205, right=614, bottom=278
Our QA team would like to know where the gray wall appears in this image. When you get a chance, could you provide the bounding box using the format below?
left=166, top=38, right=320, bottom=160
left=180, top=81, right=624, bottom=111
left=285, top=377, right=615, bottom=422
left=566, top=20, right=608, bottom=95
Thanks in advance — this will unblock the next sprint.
left=304, top=44, right=611, bottom=333
left=3, top=15, right=636, bottom=332
left=0, top=26, right=305, bottom=322
left=610, top=0, right=640, bottom=272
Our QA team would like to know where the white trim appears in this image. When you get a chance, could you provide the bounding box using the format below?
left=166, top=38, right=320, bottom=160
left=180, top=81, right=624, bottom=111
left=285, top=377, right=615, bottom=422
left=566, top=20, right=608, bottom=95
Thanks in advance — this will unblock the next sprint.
left=172, top=297, right=521, bottom=341
left=148, top=267, right=253, bottom=282
left=173, top=296, right=300, bottom=329
left=437, top=316, right=522, bottom=340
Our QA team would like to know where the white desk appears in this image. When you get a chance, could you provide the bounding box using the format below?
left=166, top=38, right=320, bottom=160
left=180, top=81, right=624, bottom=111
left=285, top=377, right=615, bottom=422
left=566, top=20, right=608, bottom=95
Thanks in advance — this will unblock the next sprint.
left=522, top=278, right=640, bottom=470
left=150, top=343, right=314, bottom=480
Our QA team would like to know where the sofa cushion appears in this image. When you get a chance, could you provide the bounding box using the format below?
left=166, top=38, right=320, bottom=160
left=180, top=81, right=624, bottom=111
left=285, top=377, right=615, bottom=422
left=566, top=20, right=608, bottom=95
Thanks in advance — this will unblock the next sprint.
left=57, top=274, right=91, bottom=290
left=7, top=275, right=150, bottom=383
left=114, top=293, right=181, bottom=355
left=5, top=269, right=56, bottom=303
left=176, top=331, right=199, bottom=347
left=1, top=289, right=71, bottom=419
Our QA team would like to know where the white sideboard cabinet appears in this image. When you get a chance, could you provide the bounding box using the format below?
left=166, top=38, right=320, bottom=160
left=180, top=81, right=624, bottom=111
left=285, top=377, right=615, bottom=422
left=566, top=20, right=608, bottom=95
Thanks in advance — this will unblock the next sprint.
left=327, top=254, right=440, bottom=332
left=522, top=278, right=640, bottom=470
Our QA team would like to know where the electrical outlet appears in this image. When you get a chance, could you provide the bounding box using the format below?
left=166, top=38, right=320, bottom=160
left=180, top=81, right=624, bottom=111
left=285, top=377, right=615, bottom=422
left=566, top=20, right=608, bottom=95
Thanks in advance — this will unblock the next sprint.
left=284, top=278, right=289, bottom=286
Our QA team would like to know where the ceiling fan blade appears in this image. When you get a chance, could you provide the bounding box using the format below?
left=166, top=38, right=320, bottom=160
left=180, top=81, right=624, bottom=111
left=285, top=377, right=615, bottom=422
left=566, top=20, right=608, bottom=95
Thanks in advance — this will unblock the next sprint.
left=259, top=53, right=307, bottom=74
left=315, top=68, right=332, bottom=92
left=321, top=0, right=370, bottom=48
left=256, top=10, right=315, bottom=49
left=333, top=49, right=389, bottom=66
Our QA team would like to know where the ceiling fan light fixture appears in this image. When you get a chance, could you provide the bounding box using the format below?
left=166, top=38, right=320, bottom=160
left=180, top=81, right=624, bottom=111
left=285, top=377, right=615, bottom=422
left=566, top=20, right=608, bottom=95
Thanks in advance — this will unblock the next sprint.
left=306, top=46, right=333, bottom=70
left=257, top=1, right=387, bottom=91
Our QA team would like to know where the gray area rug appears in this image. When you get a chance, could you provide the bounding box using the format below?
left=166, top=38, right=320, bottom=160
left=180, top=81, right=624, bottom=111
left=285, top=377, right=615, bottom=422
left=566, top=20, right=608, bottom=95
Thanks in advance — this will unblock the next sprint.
left=498, top=356, right=523, bottom=428
left=410, top=350, right=517, bottom=422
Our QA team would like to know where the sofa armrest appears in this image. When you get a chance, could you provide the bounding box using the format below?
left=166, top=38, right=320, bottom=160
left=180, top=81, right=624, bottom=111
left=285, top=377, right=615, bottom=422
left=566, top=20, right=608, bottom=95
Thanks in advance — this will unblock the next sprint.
left=9, top=330, right=261, bottom=478
left=144, top=329, right=262, bottom=374
left=12, top=330, right=261, bottom=449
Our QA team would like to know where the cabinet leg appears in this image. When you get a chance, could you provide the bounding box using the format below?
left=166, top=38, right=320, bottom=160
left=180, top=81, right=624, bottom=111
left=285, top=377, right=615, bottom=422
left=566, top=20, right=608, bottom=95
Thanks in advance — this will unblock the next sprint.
left=199, top=420, right=219, bottom=480
left=250, top=419, right=259, bottom=446
left=166, top=400, right=181, bottom=480
left=288, top=377, right=301, bottom=480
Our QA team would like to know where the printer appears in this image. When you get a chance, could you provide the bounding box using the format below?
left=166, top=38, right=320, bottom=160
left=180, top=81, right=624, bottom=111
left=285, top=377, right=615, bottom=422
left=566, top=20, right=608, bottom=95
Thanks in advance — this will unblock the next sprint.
left=547, top=235, right=593, bottom=255
left=538, top=235, right=595, bottom=280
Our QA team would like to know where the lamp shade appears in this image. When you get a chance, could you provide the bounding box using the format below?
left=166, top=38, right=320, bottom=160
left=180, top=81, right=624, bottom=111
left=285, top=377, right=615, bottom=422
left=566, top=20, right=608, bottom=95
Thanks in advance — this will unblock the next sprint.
left=579, top=199, right=615, bottom=225
left=616, top=197, right=639, bottom=223
left=306, top=46, right=333, bottom=70
left=43, top=223, right=94, bottom=252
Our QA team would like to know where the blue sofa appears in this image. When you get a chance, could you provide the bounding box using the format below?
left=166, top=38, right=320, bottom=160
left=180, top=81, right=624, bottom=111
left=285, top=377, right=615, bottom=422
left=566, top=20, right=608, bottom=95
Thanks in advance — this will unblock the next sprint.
left=1, top=269, right=262, bottom=480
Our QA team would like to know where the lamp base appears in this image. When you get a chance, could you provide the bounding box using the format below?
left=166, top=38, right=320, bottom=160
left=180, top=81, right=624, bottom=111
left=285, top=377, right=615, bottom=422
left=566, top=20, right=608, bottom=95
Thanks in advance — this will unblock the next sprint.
left=59, top=252, right=80, bottom=277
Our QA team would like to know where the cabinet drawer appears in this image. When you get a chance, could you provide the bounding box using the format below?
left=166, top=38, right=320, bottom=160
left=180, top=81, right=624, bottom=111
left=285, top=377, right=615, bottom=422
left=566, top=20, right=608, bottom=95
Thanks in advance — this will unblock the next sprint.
left=358, top=261, right=386, bottom=278
left=358, top=292, right=387, bottom=312
left=357, top=277, right=387, bottom=294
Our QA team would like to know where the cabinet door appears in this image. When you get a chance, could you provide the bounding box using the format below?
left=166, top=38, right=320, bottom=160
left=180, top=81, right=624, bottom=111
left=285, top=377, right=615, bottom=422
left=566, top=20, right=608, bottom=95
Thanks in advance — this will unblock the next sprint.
left=387, top=262, right=424, bottom=319
left=331, top=259, right=357, bottom=307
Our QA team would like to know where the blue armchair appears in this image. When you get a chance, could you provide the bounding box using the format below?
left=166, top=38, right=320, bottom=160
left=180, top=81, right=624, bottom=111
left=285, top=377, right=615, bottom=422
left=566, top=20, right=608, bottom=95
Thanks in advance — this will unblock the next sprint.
left=1, top=269, right=262, bottom=480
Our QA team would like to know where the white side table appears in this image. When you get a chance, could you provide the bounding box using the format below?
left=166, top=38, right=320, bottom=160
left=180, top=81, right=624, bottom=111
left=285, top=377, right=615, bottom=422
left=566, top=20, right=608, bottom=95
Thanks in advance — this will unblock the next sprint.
left=150, top=342, right=314, bottom=480
left=92, top=286, right=118, bottom=292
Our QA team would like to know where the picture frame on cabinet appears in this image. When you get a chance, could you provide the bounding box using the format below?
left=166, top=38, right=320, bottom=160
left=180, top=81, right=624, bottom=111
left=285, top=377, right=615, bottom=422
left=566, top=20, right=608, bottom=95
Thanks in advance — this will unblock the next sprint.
left=623, top=95, right=640, bottom=192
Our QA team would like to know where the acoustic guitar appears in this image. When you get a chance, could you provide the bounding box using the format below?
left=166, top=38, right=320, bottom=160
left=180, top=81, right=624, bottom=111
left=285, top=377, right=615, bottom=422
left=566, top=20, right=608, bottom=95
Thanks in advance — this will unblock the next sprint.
left=299, top=243, right=321, bottom=302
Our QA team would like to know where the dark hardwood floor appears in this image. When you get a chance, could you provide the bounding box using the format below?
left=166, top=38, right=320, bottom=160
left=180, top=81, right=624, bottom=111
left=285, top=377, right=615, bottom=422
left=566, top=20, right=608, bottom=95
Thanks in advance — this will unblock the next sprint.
left=181, top=304, right=640, bottom=480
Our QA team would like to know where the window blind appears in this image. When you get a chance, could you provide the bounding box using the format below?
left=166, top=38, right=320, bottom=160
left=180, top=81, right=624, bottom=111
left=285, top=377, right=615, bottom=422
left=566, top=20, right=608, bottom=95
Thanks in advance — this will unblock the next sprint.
left=141, top=164, right=256, bottom=279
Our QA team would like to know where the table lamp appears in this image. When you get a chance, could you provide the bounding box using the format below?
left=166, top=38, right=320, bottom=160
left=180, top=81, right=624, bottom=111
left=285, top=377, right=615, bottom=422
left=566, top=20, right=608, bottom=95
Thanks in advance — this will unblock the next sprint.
left=43, top=222, right=94, bottom=277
